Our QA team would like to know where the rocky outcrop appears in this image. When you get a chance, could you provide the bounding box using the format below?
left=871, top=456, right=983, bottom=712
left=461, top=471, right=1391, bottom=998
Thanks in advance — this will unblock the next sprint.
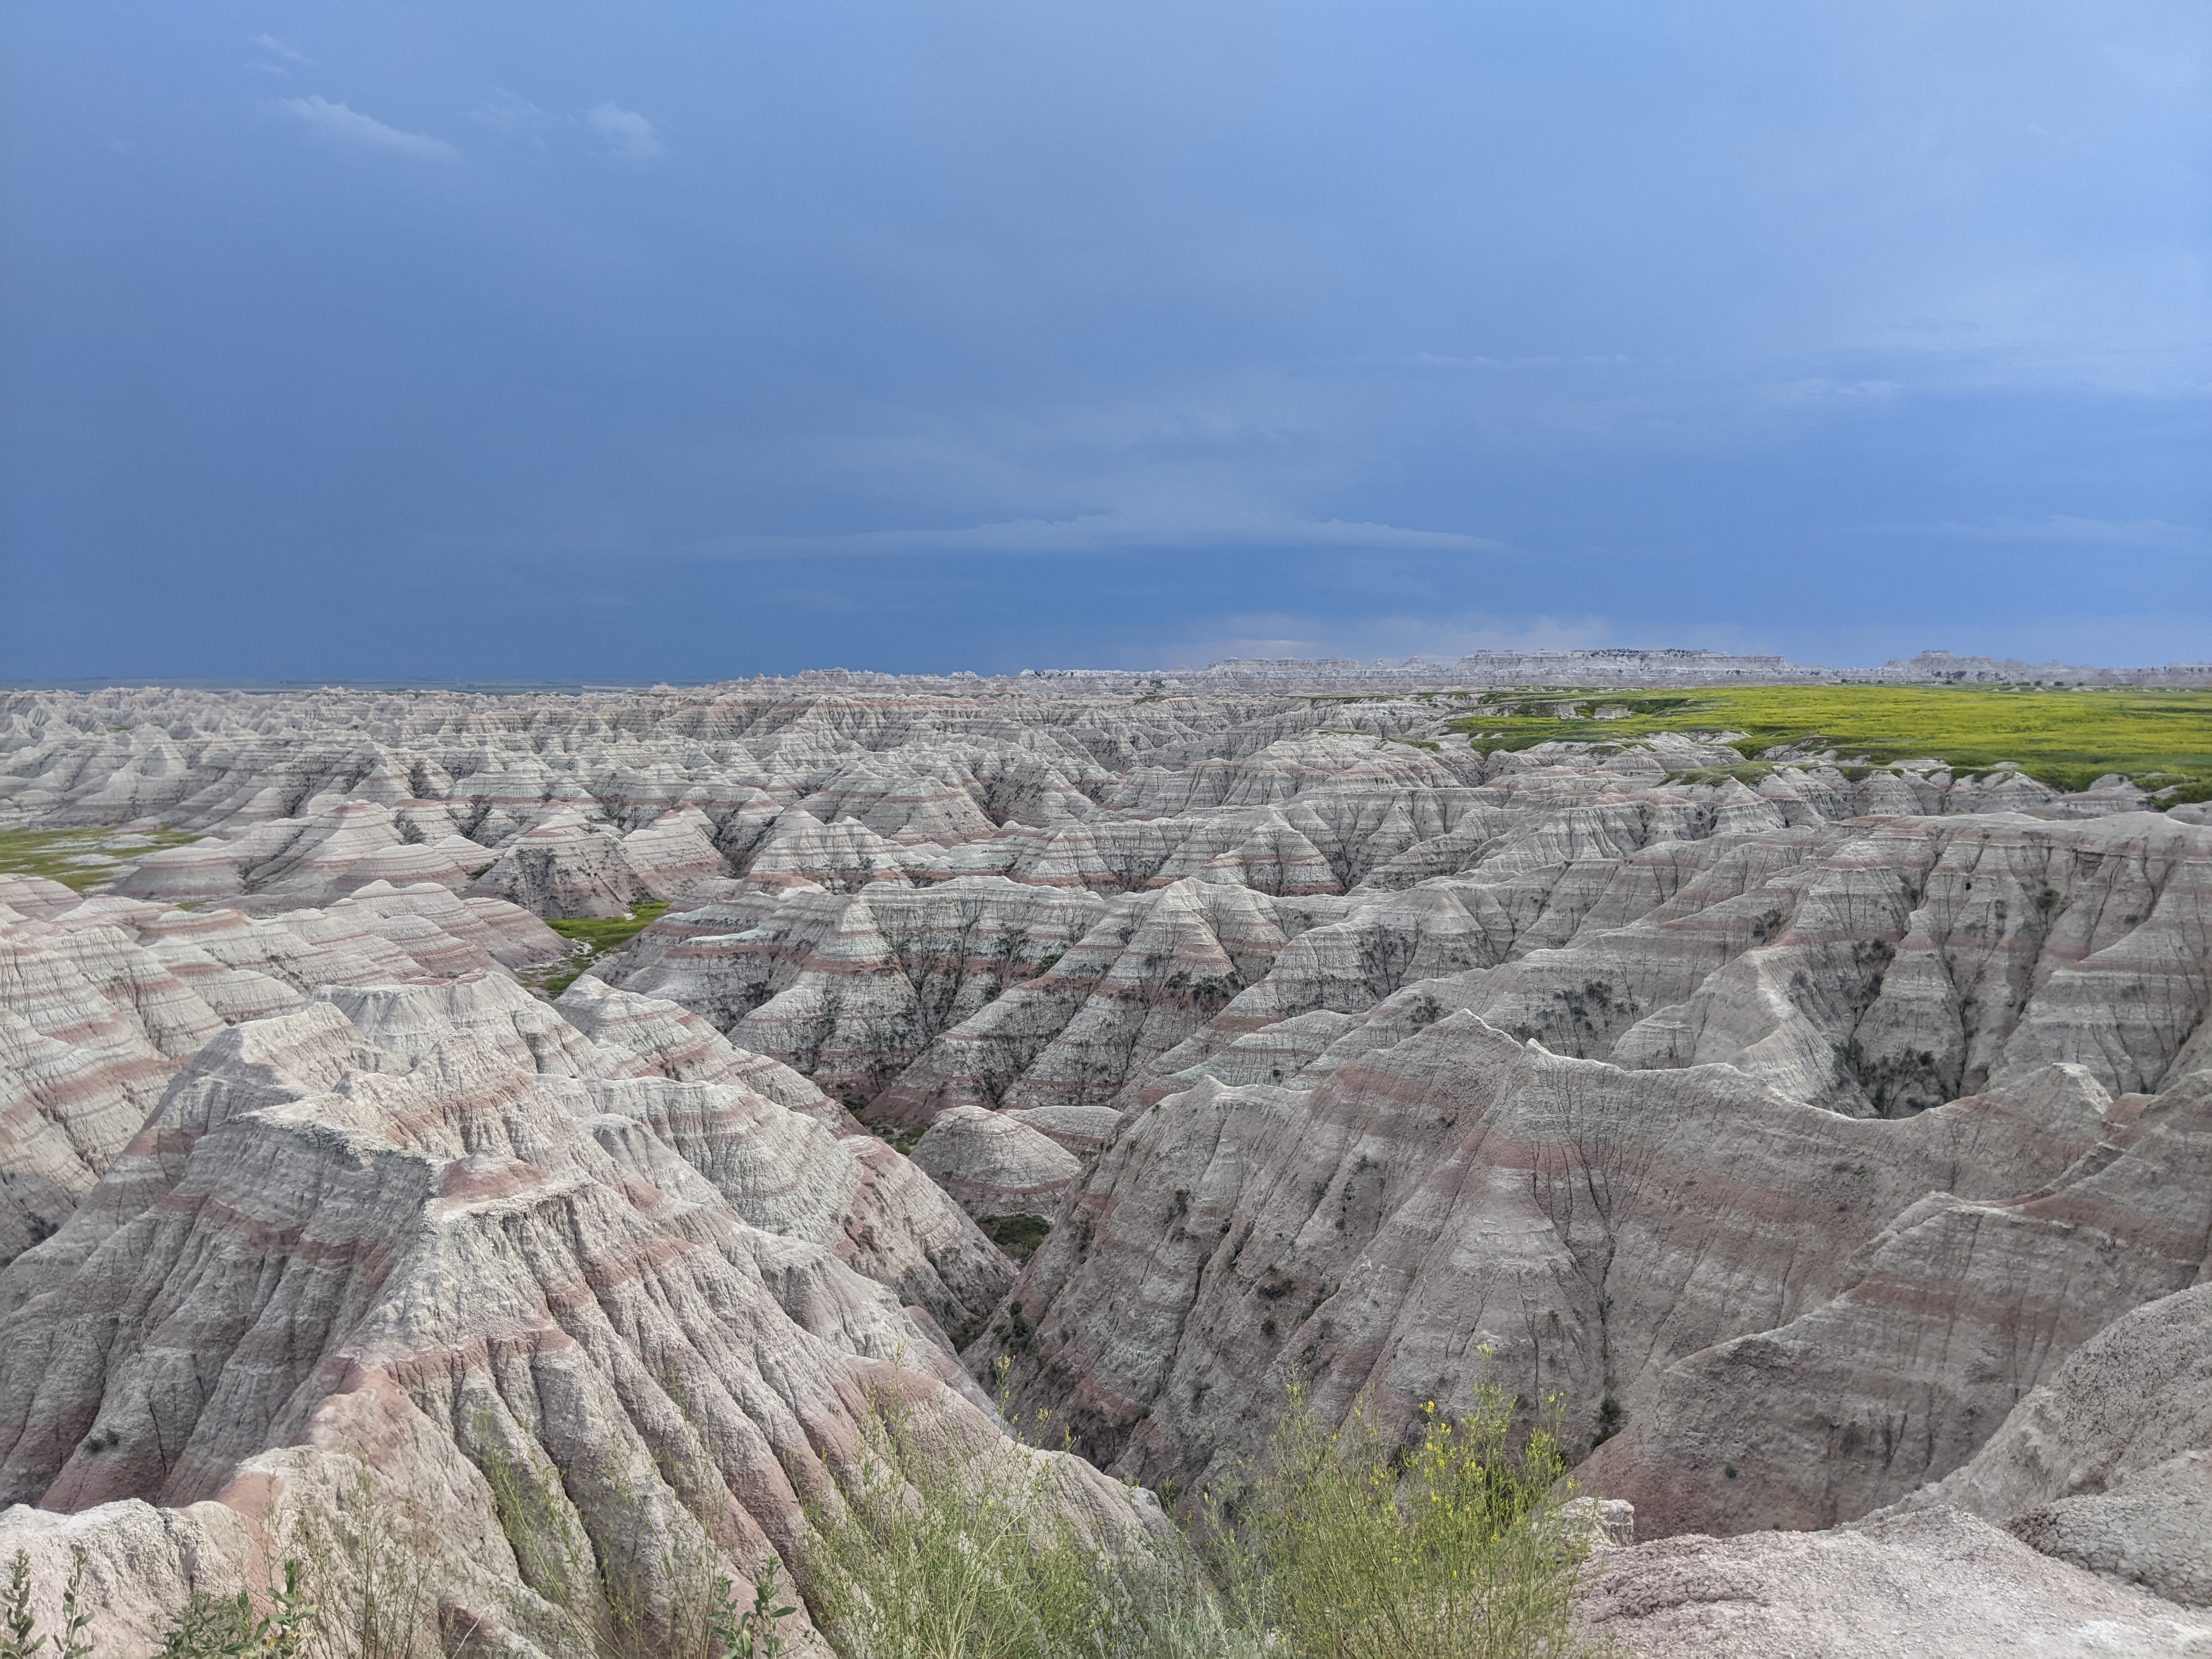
left=0, top=890, right=567, bottom=1271
left=5, top=678, right=2209, bottom=1641
left=909, top=1105, right=1080, bottom=1221
left=1584, top=1065, right=2212, bottom=1538
left=0, top=921, right=225, bottom=1263
left=464, top=811, right=646, bottom=918
left=0, top=984, right=1112, bottom=1655
left=1581, top=1505, right=2212, bottom=1657
left=1891, top=1282, right=2212, bottom=1606
left=981, top=1011, right=2116, bottom=1497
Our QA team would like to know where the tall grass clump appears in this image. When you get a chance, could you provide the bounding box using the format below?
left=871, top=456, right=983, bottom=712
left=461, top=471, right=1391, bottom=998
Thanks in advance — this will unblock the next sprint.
left=1215, top=1384, right=1609, bottom=1659
left=287, top=1471, right=439, bottom=1659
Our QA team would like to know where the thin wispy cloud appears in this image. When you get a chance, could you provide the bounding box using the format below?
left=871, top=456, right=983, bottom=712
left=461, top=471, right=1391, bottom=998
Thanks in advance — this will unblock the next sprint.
left=469, top=89, right=551, bottom=132
left=249, top=33, right=306, bottom=64
left=1166, top=610, right=1614, bottom=667
left=1768, top=378, right=1901, bottom=404
left=690, top=505, right=1511, bottom=561
left=1918, top=516, right=2203, bottom=550
left=587, top=103, right=664, bottom=161
left=270, top=95, right=460, bottom=163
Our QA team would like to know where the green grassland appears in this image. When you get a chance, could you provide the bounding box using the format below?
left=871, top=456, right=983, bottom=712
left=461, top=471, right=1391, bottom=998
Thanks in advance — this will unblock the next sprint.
left=0, top=827, right=204, bottom=891
left=535, top=902, right=671, bottom=996
left=1442, top=685, right=2212, bottom=799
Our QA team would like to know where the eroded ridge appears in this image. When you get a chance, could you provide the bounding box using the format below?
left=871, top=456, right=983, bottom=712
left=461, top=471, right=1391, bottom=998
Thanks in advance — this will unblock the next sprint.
left=2, top=675, right=2208, bottom=1652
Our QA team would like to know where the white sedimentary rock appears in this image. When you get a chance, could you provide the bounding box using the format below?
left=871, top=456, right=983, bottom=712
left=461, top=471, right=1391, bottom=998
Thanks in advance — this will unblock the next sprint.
left=3, top=676, right=2208, bottom=1640
left=0, top=984, right=1126, bottom=1654
left=1581, top=1506, right=2212, bottom=1656
left=909, top=1104, right=1081, bottom=1220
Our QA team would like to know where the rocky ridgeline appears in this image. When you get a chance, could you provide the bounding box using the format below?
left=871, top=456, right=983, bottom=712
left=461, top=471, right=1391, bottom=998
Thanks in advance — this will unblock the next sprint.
left=2, top=679, right=2209, bottom=1655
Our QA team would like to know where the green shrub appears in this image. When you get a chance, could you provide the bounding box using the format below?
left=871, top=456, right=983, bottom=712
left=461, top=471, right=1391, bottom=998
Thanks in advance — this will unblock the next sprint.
left=1, top=1547, right=93, bottom=1659
left=286, top=1470, right=440, bottom=1659
left=799, top=1375, right=1608, bottom=1659
left=707, top=1560, right=795, bottom=1659
left=981, top=1213, right=1051, bottom=1263
left=800, top=1390, right=1241, bottom=1659
left=1211, top=1385, right=1610, bottom=1659
left=157, top=1560, right=314, bottom=1659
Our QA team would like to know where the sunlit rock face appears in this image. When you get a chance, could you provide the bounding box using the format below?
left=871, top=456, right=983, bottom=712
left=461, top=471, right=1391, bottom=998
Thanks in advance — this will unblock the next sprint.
left=0, top=980, right=1095, bottom=1656
left=2, top=676, right=2209, bottom=1641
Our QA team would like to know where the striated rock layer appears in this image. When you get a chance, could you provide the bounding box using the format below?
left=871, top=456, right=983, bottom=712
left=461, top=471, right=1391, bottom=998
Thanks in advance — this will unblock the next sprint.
left=4, top=675, right=2210, bottom=1641
left=0, top=981, right=1108, bottom=1656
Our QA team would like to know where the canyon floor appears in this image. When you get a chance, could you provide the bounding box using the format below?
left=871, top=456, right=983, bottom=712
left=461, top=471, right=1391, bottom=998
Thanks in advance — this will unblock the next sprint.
left=3, top=674, right=2209, bottom=1656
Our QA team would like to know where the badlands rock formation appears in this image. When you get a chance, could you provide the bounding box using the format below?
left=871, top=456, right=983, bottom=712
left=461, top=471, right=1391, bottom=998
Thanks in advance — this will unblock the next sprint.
left=2, top=675, right=2208, bottom=1650
left=0, top=978, right=1115, bottom=1655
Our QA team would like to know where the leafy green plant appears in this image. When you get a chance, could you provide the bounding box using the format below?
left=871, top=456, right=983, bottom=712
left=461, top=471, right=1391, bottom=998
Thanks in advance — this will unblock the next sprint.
left=55, top=1554, right=93, bottom=1659
left=156, top=1559, right=316, bottom=1659
left=981, top=1214, right=1051, bottom=1263
left=1, top=1548, right=96, bottom=1659
left=3, top=1549, right=40, bottom=1659
left=800, top=1387, right=1229, bottom=1659
left=158, top=1590, right=258, bottom=1658
left=1210, top=1385, right=1609, bottom=1659
left=707, top=1560, right=795, bottom=1659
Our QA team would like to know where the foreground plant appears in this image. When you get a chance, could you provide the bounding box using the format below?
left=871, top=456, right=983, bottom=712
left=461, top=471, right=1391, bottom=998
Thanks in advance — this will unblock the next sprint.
left=2, top=1548, right=94, bottom=1659
left=4, top=1380, right=1605, bottom=1659
left=708, top=1559, right=796, bottom=1659
left=800, top=1389, right=1232, bottom=1659
left=157, top=1559, right=316, bottom=1659
left=1212, top=1383, right=1608, bottom=1659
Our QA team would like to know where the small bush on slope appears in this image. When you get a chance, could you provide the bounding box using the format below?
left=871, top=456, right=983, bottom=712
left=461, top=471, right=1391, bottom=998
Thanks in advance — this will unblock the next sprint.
left=1213, top=1384, right=1609, bottom=1659
left=800, top=1388, right=1246, bottom=1659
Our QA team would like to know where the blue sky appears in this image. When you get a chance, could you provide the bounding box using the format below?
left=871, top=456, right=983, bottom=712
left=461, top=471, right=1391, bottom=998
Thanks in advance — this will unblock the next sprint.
left=3, top=2, right=2205, bottom=680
